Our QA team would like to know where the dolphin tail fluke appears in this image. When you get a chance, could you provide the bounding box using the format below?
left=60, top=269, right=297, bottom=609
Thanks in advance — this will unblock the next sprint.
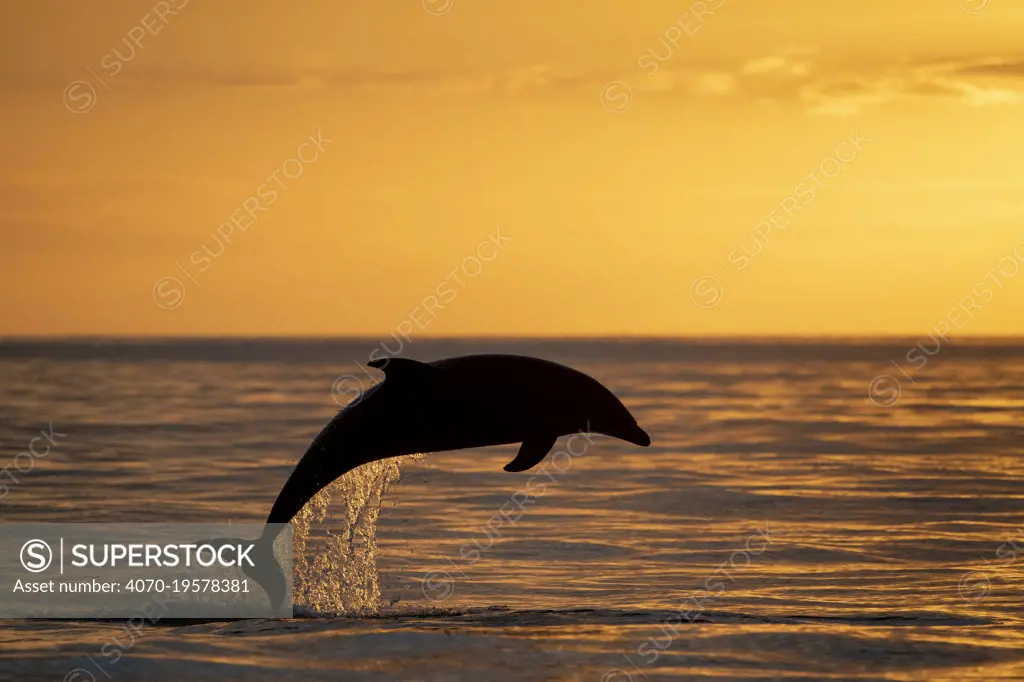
left=504, top=435, right=558, bottom=472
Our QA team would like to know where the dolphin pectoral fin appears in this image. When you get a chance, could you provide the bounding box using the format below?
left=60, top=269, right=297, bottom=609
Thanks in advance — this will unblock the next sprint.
left=368, top=357, right=436, bottom=381
left=504, top=435, right=558, bottom=472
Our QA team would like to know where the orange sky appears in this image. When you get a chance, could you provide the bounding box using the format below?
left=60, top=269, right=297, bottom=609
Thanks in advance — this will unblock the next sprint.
left=2, top=0, right=1024, bottom=336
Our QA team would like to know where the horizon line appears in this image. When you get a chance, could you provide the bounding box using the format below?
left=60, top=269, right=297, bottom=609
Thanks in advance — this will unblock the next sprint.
left=5, top=333, right=1024, bottom=343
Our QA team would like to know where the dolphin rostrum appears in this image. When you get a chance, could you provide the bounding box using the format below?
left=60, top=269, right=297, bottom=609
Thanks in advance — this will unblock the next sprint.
left=238, top=354, right=651, bottom=607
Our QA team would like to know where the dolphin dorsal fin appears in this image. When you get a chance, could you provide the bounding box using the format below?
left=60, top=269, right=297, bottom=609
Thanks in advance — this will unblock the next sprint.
left=367, top=357, right=435, bottom=380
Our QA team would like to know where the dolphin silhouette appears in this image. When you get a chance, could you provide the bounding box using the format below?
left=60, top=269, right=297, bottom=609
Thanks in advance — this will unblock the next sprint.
left=240, top=354, right=651, bottom=608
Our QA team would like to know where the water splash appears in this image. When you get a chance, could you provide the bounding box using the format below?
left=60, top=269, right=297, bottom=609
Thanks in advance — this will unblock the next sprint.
left=291, top=455, right=421, bottom=615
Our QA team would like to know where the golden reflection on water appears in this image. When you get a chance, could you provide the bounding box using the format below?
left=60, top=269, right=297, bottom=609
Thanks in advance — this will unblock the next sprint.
left=3, top=342, right=1024, bottom=679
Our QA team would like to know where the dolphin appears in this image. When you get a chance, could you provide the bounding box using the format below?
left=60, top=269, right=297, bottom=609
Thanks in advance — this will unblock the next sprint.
left=237, top=354, right=651, bottom=608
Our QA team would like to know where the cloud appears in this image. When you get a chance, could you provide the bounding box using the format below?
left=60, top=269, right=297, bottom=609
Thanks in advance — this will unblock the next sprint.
left=703, top=52, right=1024, bottom=115
left=691, top=71, right=737, bottom=96
left=579, top=44, right=1024, bottom=114
left=0, top=63, right=598, bottom=99
left=742, top=56, right=789, bottom=75
left=955, top=60, right=1024, bottom=77
left=798, top=55, right=1024, bottom=114
left=6, top=49, right=1024, bottom=115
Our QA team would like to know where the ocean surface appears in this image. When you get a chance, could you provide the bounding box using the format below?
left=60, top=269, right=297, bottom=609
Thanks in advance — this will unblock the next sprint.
left=1, top=337, right=1024, bottom=681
